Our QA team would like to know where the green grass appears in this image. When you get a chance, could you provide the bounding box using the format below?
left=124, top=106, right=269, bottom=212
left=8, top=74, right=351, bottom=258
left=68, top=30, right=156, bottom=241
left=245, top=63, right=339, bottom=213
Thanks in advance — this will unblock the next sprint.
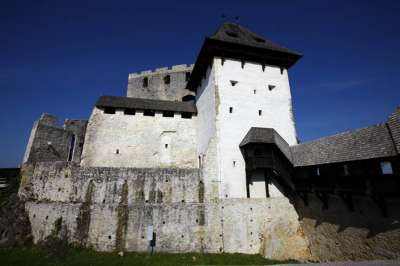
left=0, top=246, right=297, bottom=266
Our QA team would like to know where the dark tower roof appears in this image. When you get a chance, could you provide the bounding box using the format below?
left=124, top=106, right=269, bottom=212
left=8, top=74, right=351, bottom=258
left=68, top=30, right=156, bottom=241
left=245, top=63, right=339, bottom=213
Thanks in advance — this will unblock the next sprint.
left=186, top=23, right=302, bottom=91
left=209, top=23, right=301, bottom=56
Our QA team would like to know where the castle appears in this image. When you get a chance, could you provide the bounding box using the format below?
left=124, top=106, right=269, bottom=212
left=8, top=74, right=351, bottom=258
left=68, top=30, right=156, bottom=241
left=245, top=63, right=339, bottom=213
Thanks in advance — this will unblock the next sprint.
left=19, top=23, right=400, bottom=261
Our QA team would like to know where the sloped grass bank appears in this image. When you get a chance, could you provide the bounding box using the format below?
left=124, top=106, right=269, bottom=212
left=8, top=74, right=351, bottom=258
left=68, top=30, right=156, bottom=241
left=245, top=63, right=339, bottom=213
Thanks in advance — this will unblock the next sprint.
left=0, top=246, right=297, bottom=266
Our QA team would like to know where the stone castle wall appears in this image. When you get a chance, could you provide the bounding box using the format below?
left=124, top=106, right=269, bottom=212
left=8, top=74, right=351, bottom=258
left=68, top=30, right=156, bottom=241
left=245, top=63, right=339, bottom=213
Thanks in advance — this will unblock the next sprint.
left=80, top=107, right=198, bottom=168
left=22, top=114, right=87, bottom=164
left=19, top=162, right=310, bottom=261
left=127, top=64, right=195, bottom=101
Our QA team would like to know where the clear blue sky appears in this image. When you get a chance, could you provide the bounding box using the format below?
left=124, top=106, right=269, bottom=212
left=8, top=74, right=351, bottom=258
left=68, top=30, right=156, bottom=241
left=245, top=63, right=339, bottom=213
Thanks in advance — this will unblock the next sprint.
left=1, top=0, right=399, bottom=167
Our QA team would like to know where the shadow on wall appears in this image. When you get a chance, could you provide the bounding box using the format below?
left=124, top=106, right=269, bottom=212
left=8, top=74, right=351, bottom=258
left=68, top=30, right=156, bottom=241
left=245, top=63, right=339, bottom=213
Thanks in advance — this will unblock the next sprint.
left=285, top=192, right=400, bottom=261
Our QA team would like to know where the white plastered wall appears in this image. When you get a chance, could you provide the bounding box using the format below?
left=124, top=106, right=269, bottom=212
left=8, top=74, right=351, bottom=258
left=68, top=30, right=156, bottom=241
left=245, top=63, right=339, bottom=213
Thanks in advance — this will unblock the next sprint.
left=80, top=108, right=197, bottom=168
left=213, top=57, right=297, bottom=198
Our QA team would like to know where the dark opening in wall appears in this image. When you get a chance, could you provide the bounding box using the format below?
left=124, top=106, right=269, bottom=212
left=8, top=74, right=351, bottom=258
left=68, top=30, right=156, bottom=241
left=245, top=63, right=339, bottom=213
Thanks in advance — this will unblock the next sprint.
left=164, top=75, right=170, bottom=84
left=68, top=134, right=76, bottom=162
left=230, top=80, right=238, bottom=86
left=165, top=144, right=168, bottom=149
left=185, top=72, right=191, bottom=81
left=229, top=107, right=233, bottom=113
left=124, top=108, right=136, bottom=115
left=253, top=90, right=256, bottom=94
left=144, top=110, right=155, bottom=116
left=116, top=149, right=119, bottom=154
left=268, top=85, right=276, bottom=91
left=143, top=77, right=148, bottom=87
left=163, top=111, right=174, bottom=117
left=181, top=112, right=192, bottom=119
left=182, top=95, right=195, bottom=102
left=258, top=110, right=262, bottom=116
left=104, top=107, right=116, bottom=114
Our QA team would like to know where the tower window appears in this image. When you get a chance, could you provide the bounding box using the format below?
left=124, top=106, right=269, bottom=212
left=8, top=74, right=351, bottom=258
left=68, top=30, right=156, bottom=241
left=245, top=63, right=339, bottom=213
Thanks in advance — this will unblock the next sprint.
left=124, top=108, right=136, bottom=115
left=258, top=110, right=262, bottom=116
left=230, top=80, right=238, bottom=86
left=116, top=149, right=119, bottom=154
left=229, top=107, right=233, bottom=113
left=253, top=90, right=256, bottom=94
left=164, top=75, right=170, bottom=84
left=268, top=85, right=276, bottom=91
left=185, top=72, right=191, bottom=81
left=104, top=107, right=116, bottom=114
left=165, top=144, right=168, bottom=149
left=233, top=160, right=236, bottom=167
left=143, top=77, right=148, bottom=87
left=380, top=161, right=393, bottom=174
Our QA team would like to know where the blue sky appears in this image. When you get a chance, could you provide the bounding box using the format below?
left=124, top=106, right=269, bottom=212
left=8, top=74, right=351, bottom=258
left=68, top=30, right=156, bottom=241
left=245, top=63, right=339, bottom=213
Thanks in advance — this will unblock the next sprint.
left=1, top=0, right=399, bottom=167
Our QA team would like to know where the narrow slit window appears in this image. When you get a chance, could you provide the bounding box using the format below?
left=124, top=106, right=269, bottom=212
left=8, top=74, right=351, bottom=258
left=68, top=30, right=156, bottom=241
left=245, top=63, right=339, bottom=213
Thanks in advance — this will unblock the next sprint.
left=253, top=90, right=256, bottom=94
left=104, top=107, right=116, bottom=114
left=164, top=75, right=170, bottom=84
left=143, top=77, right=148, bottom=88
left=116, top=149, right=119, bottom=154
left=233, top=160, right=236, bottom=167
left=380, top=161, right=393, bottom=174
left=165, top=144, right=168, bottom=149
left=143, top=110, right=155, bottom=116
left=181, top=112, right=192, bottom=119
left=229, top=107, right=233, bottom=113
left=268, top=85, right=276, bottom=91
left=124, top=108, right=136, bottom=115
left=68, top=134, right=76, bottom=162
left=258, top=110, right=262, bottom=116
left=162, top=111, right=174, bottom=117
left=230, top=80, right=238, bottom=86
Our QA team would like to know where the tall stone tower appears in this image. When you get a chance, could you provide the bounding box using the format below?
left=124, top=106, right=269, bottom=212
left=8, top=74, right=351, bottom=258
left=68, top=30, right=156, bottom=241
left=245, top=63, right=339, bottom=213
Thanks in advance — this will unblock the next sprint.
left=188, top=23, right=302, bottom=199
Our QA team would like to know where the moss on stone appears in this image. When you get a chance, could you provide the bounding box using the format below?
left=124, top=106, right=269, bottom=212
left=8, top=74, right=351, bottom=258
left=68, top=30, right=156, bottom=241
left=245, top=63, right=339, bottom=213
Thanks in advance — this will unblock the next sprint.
left=75, top=180, right=94, bottom=246
left=115, top=181, right=129, bottom=252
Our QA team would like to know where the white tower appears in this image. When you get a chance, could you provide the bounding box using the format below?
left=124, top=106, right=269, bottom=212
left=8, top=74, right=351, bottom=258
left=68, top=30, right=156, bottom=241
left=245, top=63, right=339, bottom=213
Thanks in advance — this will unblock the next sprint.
left=189, top=23, right=302, bottom=199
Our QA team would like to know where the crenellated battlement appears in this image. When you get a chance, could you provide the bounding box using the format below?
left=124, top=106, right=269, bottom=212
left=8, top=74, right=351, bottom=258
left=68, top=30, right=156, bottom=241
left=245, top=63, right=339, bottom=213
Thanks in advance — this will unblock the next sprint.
left=128, top=64, right=194, bottom=79
left=127, top=64, right=195, bottom=101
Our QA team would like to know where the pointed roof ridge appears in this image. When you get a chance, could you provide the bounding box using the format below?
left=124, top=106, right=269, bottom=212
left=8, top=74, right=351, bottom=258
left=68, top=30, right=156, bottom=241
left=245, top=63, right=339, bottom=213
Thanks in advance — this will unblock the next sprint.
left=209, top=22, right=302, bottom=56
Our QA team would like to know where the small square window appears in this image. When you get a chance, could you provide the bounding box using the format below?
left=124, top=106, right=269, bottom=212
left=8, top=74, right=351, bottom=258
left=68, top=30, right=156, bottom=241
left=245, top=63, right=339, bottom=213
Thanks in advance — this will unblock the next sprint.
left=124, top=108, right=136, bottom=115
left=143, top=77, right=148, bottom=88
left=181, top=112, right=192, bottom=119
left=143, top=110, right=155, bottom=116
left=104, top=107, right=116, bottom=114
left=380, top=161, right=393, bottom=174
left=164, top=75, right=170, bottom=84
left=162, top=111, right=174, bottom=117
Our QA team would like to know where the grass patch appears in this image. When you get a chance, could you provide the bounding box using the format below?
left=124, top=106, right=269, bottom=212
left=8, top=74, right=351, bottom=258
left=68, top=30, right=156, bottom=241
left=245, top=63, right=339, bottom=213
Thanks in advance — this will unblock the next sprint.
left=0, top=246, right=297, bottom=266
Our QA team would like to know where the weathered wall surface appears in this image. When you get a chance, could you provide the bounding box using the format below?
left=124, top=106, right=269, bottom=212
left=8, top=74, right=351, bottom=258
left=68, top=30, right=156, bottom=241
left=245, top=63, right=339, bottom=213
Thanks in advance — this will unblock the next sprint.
left=81, top=107, right=198, bottom=168
left=20, top=162, right=311, bottom=261
left=293, top=195, right=400, bottom=261
left=22, top=114, right=87, bottom=165
left=127, top=64, right=195, bottom=101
